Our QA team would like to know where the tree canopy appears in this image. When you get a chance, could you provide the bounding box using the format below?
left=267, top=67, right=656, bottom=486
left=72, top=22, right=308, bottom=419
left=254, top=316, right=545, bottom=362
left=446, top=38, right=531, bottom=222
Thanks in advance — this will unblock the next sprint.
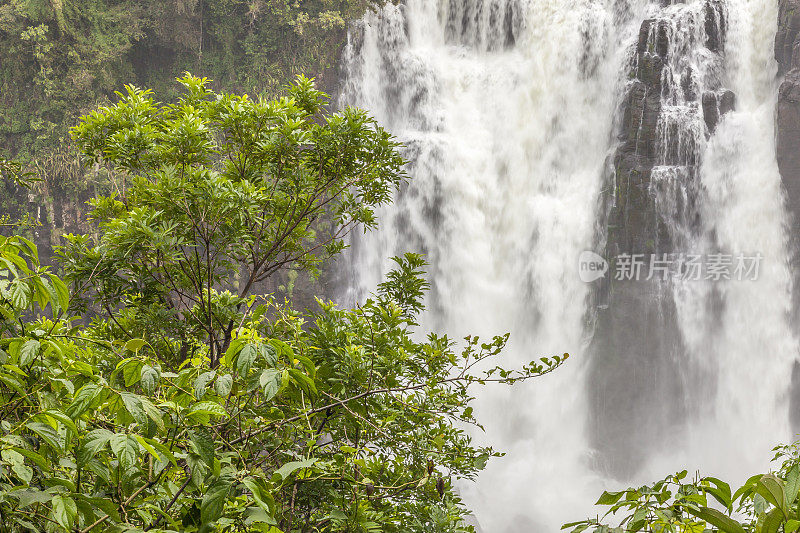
left=0, top=78, right=567, bottom=533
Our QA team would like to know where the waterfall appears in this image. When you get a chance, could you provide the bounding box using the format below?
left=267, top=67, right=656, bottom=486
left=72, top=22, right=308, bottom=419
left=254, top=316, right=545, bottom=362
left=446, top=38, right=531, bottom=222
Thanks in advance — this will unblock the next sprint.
left=337, top=0, right=798, bottom=530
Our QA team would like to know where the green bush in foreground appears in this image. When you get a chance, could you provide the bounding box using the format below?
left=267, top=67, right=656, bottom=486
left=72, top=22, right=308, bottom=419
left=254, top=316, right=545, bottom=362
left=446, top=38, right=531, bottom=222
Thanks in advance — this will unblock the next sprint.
left=568, top=443, right=800, bottom=533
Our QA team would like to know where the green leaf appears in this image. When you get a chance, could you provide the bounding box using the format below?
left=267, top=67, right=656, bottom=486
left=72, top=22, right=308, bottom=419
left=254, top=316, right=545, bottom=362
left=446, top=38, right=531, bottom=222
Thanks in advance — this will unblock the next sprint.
left=762, top=508, right=786, bottom=533
left=201, top=476, right=232, bottom=524
left=186, top=401, right=227, bottom=419
left=141, top=397, right=165, bottom=431
left=110, top=433, right=139, bottom=470
left=13, top=488, right=53, bottom=508
left=51, top=494, right=77, bottom=530
left=120, top=392, right=148, bottom=427
left=122, top=359, right=144, bottom=387
left=260, top=369, right=281, bottom=401
left=288, top=368, right=317, bottom=396
left=756, top=474, right=789, bottom=517
left=194, top=370, right=216, bottom=399
left=48, top=274, right=69, bottom=312
left=214, top=374, right=233, bottom=397
left=26, top=421, right=63, bottom=452
left=786, top=466, right=800, bottom=505
left=786, top=519, right=800, bottom=533
left=9, top=280, right=31, bottom=309
left=685, top=506, right=747, bottom=533
left=595, top=491, right=624, bottom=506
left=141, top=365, right=159, bottom=394
left=190, top=427, right=216, bottom=467
left=78, top=429, right=114, bottom=465
left=124, top=338, right=147, bottom=353
left=273, top=458, right=318, bottom=482
left=704, top=477, right=733, bottom=510
left=19, top=339, right=40, bottom=367
left=1, top=448, right=32, bottom=484
left=733, top=474, right=762, bottom=503
left=11, top=446, right=48, bottom=471
left=66, top=383, right=102, bottom=419
left=40, top=409, right=78, bottom=437
left=236, top=343, right=258, bottom=376
left=242, top=477, right=275, bottom=516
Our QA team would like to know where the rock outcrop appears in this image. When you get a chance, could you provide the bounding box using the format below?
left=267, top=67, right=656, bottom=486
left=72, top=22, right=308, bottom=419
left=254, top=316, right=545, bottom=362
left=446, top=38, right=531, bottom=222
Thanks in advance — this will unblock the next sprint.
left=777, top=0, right=800, bottom=217
left=775, top=0, right=800, bottom=432
left=590, top=1, right=731, bottom=478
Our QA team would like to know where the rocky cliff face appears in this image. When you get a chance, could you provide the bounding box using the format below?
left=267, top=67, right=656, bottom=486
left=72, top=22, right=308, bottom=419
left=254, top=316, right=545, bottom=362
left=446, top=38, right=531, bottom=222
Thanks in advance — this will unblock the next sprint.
left=590, top=0, right=731, bottom=477
left=777, top=0, right=800, bottom=218
left=776, top=0, right=800, bottom=431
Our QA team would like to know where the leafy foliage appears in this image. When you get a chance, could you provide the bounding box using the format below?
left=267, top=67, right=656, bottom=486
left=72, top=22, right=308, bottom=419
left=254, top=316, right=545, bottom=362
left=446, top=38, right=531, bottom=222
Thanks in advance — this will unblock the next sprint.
left=566, top=443, right=800, bottom=533
left=0, top=77, right=569, bottom=532
left=0, top=235, right=567, bottom=532
left=61, top=74, right=405, bottom=367
left=0, top=0, right=383, bottom=250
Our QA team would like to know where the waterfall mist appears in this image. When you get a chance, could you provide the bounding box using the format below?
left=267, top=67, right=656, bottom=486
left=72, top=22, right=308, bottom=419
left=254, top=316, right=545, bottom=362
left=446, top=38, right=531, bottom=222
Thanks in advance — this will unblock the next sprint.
left=337, top=0, right=798, bottom=530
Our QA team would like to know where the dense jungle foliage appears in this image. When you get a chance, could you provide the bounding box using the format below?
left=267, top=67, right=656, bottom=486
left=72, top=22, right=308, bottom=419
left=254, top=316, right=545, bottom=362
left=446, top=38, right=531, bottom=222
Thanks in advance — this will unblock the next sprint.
left=0, top=76, right=568, bottom=532
left=0, top=0, right=379, bottom=235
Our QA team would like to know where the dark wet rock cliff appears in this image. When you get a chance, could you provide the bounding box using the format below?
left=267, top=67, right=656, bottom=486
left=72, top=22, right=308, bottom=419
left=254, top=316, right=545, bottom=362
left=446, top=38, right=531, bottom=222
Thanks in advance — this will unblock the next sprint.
left=589, top=0, right=731, bottom=479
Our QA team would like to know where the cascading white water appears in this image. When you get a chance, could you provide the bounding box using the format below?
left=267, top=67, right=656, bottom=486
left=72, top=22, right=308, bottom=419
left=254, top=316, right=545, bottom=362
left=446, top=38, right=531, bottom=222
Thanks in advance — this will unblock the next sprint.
left=338, top=0, right=798, bottom=530
left=641, top=0, right=798, bottom=480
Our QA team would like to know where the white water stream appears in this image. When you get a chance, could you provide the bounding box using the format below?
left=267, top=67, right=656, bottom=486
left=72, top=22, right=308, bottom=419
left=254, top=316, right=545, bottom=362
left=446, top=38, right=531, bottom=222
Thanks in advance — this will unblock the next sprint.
left=338, top=0, right=798, bottom=530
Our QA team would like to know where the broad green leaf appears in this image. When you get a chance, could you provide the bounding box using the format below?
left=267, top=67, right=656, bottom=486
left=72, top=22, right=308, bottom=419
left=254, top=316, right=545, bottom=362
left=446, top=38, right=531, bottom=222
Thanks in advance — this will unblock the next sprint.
left=110, top=433, right=139, bottom=470
left=67, top=383, right=102, bottom=419
left=242, top=477, right=275, bottom=516
left=214, top=373, right=233, bottom=397
left=756, top=474, right=789, bottom=517
left=51, top=494, right=77, bottom=530
left=704, top=477, right=733, bottom=509
left=19, top=339, right=40, bottom=367
left=9, top=280, right=31, bottom=309
left=236, top=343, right=258, bottom=376
left=141, top=365, right=159, bottom=394
left=288, top=368, right=316, bottom=396
left=120, top=391, right=148, bottom=427
left=122, top=359, right=144, bottom=387
left=194, top=370, right=216, bottom=399
left=124, top=338, right=147, bottom=353
left=11, top=446, right=48, bottom=471
left=786, top=466, right=800, bottom=505
left=733, top=474, right=763, bottom=503
left=273, top=458, right=318, bottom=482
left=186, top=401, right=227, bottom=418
left=12, top=488, right=53, bottom=508
left=25, top=422, right=63, bottom=452
left=78, top=429, right=114, bottom=465
left=685, top=506, right=746, bottom=533
left=1, top=448, right=32, bottom=484
left=190, top=427, right=216, bottom=467
left=0, top=372, right=26, bottom=396
left=201, top=476, right=233, bottom=524
left=762, top=508, right=786, bottom=533
left=141, top=397, right=165, bottom=431
left=260, top=369, right=281, bottom=401
left=595, top=491, right=624, bottom=506
left=40, top=409, right=78, bottom=436
left=222, top=338, right=245, bottom=368
left=48, top=274, right=69, bottom=312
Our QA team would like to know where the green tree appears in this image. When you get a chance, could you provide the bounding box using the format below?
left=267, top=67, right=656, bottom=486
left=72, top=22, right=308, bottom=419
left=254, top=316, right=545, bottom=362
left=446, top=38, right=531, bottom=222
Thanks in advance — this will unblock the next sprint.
left=61, top=74, right=405, bottom=367
left=0, top=76, right=570, bottom=532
